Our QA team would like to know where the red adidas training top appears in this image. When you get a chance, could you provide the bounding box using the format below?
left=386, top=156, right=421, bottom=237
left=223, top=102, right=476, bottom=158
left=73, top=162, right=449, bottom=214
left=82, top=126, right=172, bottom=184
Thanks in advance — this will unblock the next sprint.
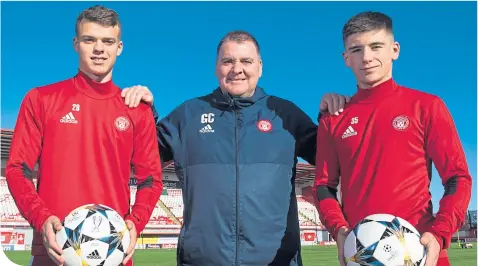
left=5, top=70, right=163, bottom=258
left=313, top=78, right=472, bottom=253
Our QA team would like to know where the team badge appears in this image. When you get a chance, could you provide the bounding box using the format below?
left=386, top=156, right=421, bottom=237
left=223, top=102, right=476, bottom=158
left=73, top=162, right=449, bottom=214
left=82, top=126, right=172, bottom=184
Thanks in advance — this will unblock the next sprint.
left=392, top=115, right=410, bottom=131
left=257, top=120, right=272, bottom=132
left=115, top=116, right=130, bottom=131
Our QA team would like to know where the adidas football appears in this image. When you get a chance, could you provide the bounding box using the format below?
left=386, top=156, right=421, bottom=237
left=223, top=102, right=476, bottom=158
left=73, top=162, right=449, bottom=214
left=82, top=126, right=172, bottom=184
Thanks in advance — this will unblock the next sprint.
left=344, top=213, right=426, bottom=266
left=55, top=204, right=130, bottom=266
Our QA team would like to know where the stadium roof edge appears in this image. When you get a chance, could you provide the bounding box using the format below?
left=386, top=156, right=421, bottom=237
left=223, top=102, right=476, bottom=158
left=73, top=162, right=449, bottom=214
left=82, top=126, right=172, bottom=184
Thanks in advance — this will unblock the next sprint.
left=0, top=129, right=315, bottom=185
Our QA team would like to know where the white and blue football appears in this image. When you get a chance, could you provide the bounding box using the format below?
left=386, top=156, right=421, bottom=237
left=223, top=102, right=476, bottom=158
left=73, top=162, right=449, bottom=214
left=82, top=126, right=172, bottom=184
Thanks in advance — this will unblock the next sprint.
left=55, top=204, right=130, bottom=266
left=344, top=213, right=426, bottom=266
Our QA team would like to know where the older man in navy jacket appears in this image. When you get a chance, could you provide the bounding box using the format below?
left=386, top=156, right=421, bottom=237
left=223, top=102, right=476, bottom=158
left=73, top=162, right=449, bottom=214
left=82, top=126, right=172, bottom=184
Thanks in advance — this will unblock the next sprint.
left=122, top=30, right=348, bottom=266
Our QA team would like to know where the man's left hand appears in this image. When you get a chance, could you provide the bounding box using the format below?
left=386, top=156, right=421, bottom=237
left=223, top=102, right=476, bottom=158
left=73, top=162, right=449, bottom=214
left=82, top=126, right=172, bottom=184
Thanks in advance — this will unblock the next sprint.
left=122, top=220, right=138, bottom=265
left=320, top=93, right=351, bottom=116
left=420, top=232, right=441, bottom=266
left=121, top=85, right=154, bottom=108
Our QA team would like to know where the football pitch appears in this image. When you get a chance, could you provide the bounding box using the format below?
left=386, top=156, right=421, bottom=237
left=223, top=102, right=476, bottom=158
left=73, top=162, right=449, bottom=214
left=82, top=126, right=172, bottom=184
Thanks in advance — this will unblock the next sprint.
left=5, top=244, right=477, bottom=266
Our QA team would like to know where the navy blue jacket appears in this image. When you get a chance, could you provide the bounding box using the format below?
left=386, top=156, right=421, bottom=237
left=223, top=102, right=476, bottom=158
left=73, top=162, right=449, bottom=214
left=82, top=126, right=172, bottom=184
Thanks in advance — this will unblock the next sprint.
left=153, top=87, right=317, bottom=266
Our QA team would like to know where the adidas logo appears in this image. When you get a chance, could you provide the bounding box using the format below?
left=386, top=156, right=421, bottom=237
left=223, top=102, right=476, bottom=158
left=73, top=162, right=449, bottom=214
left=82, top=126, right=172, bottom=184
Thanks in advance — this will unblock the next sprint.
left=199, top=124, right=214, bottom=133
left=86, top=249, right=102, bottom=260
left=60, top=112, right=78, bottom=124
left=342, top=126, right=357, bottom=139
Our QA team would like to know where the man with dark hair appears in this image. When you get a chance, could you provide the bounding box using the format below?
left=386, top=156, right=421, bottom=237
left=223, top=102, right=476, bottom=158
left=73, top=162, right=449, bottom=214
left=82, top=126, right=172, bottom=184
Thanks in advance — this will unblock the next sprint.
left=6, top=5, right=163, bottom=266
left=75, top=5, right=122, bottom=38
left=121, top=30, right=348, bottom=265
left=313, top=11, right=472, bottom=266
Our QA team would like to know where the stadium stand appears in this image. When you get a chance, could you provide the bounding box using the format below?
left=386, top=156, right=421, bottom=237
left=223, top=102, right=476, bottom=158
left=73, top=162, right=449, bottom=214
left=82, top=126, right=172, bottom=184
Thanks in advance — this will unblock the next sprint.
left=297, top=196, right=321, bottom=226
left=4, top=128, right=474, bottom=250
left=0, top=129, right=321, bottom=222
left=0, top=128, right=328, bottom=248
left=0, top=176, right=321, bottom=228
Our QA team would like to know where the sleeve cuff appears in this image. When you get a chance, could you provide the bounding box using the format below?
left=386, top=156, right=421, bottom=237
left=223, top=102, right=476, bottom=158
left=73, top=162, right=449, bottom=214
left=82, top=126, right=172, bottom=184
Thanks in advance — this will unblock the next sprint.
left=331, top=223, right=350, bottom=241
left=427, top=227, right=446, bottom=250
left=430, top=232, right=444, bottom=250
left=34, top=209, right=53, bottom=233
left=124, top=213, right=143, bottom=234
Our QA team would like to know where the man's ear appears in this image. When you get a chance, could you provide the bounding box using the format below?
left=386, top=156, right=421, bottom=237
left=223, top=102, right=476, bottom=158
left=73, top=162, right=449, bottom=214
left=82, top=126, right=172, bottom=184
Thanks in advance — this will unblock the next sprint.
left=258, top=59, right=263, bottom=78
left=342, top=51, right=351, bottom=68
left=391, top=41, right=400, bottom=61
left=73, top=37, right=79, bottom=52
left=116, top=40, right=124, bottom=56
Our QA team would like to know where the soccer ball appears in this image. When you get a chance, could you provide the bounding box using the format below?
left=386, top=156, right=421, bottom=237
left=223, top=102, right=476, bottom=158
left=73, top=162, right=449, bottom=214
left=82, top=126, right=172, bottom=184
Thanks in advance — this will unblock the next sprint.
left=55, top=204, right=130, bottom=266
left=344, top=214, right=426, bottom=266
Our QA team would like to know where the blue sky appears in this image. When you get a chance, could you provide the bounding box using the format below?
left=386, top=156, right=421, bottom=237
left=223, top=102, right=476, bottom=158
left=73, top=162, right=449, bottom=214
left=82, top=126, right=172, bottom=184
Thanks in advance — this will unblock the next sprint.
left=1, top=1, right=476, bottom=212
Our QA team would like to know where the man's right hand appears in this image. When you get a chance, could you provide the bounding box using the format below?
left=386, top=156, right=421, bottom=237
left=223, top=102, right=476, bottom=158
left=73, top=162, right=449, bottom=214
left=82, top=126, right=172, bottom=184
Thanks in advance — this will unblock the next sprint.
left=121, top=85, right=154, bottom=108
left=42, top=216, right=64, bottom=265
left=320, top=93, right=351, bottom=116
left=336, top=226, right=350, bottom=266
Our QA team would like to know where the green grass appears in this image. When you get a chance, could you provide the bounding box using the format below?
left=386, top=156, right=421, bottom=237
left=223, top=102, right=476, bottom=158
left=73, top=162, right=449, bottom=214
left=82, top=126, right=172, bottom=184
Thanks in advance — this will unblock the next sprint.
left=4, top=244, right=477, bottom=266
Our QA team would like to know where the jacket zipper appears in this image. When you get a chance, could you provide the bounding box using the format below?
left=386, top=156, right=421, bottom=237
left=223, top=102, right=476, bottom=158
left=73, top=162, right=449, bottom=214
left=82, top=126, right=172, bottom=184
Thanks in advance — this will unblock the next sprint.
left=234, top=106, right=240, bottom=266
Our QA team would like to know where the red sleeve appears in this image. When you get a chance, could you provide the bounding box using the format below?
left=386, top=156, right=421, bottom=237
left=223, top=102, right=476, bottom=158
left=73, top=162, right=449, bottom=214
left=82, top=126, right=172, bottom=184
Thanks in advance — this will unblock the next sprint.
left=312, top=115, right=349, bottom=240
left=5, top=89, right=53, bottom=232
left=424, top=97, right=472, bottom=249
left=124, top=108, right=164, bottom=233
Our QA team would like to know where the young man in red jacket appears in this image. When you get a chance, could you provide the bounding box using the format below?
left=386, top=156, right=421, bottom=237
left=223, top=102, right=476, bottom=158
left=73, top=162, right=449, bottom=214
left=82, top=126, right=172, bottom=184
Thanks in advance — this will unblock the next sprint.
left=313, top=11, right=472, bottom=266
left=5, top=5, right=163, bottom=266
